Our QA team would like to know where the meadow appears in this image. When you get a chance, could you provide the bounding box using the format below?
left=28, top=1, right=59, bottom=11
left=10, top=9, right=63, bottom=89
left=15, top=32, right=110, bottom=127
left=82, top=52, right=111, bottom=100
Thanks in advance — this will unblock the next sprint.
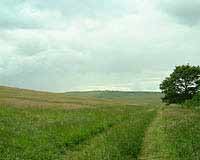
left=0, top=86, right=200, bottom=160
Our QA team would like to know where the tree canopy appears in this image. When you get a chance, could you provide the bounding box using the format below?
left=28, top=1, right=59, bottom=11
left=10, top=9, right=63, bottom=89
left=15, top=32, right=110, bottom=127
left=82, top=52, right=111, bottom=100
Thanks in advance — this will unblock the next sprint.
left=160, top=64, right=200, bottom=104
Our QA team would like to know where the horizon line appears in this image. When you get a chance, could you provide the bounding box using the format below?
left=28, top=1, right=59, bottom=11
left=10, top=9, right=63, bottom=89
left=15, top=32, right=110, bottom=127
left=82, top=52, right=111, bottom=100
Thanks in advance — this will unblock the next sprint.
left=0, top=85, right=161, bottom=94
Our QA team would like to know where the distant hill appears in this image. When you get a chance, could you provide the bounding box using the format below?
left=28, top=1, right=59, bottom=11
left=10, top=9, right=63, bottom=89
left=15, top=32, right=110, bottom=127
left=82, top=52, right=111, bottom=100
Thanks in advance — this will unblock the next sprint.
left=0, top=86, right=162, bottom=107
left=65, top=91, right=162, bottom=105
left=65, top=90, right=161, bottom=99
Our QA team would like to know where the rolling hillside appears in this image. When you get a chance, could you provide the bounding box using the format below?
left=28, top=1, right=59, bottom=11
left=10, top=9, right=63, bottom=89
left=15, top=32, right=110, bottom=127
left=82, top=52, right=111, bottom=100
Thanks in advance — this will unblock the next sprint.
left=0, top=86, right=200, bottom=160
left=0, top=86, right=162, bottom=108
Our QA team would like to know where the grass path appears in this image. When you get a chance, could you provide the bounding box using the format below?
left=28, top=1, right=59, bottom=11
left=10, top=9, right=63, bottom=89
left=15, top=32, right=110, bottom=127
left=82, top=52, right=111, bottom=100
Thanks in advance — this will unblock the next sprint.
left=139, top=107, right=174, bottom=160
left=139, top=107, right=200, bottom=160
left=63, top=107, right=157, bottom=160
left=0, top=105, right=157, bottom=160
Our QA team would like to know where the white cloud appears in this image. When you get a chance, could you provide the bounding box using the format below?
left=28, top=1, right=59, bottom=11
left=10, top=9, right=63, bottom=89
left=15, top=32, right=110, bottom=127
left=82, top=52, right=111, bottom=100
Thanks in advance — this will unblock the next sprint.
left=0, top=0, right=200, bottom=91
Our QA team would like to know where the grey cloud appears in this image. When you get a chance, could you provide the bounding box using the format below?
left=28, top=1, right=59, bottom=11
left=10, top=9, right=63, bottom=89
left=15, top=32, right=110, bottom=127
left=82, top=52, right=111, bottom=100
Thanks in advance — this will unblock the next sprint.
left=159, top=0, right=200, bottom=26
left=15, top=41, right=47, bottom=56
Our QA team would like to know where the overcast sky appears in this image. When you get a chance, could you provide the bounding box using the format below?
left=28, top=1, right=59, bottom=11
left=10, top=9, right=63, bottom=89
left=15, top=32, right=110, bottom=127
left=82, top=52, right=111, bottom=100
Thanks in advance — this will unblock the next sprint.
left=0, top=0, right=200, bottom=92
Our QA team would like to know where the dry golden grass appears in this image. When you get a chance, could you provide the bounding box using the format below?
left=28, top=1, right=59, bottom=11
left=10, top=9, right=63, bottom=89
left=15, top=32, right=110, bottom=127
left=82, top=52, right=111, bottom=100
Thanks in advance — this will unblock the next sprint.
left=0, top=86, right=162, bottom=109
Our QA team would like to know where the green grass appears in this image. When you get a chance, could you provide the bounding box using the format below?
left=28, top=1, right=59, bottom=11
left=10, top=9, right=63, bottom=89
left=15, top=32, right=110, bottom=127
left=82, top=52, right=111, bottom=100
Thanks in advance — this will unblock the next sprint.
left=0, top=105, right=156, bottom=160
left=64, top=106, right=156, bottom=160
left=161, top=107, right=200, bottom=160
left=139, top=107, right=200, bottom=160
left=0, top=86, right=200, bottom=160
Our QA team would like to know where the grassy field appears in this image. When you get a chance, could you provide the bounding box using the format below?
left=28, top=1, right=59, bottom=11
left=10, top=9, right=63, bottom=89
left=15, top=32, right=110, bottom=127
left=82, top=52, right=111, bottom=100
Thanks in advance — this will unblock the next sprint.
left=0, top=86, right=200, bottom=160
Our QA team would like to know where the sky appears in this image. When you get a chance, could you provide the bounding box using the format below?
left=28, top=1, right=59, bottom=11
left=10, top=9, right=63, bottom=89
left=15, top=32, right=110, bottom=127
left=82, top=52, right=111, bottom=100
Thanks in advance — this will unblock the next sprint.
left=0, top=0, right=200, bottom=92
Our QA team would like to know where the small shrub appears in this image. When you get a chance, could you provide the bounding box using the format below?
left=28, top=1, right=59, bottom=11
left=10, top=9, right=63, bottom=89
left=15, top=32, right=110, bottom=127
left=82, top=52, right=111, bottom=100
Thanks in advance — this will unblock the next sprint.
left=184, top=92, right=200, bottom=108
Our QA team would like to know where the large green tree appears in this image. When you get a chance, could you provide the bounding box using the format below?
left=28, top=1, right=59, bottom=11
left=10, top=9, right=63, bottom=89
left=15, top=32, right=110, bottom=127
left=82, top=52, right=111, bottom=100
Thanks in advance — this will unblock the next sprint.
left=160, top=64, right=200, bottom=104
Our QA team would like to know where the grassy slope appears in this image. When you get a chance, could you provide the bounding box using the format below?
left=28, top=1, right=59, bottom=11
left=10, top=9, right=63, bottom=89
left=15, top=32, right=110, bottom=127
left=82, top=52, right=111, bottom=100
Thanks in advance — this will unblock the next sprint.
left=0, top=86, right=162, bottom=107
left=0, top=86, right=200, bottom=160
left=139, top=107, right=200, bottom=160
left=0, top=86, right=159, bottom=160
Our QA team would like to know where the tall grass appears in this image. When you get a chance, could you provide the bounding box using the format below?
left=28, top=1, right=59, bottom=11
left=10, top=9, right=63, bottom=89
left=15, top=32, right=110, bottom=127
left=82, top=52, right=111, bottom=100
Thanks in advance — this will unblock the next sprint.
left=64, top=107, right=156, bottom=160
left=0, top=105, right=156, bottom=160
left=1, top=86, right=200, bottom=160
left=162, top=108, right=200, bottom=160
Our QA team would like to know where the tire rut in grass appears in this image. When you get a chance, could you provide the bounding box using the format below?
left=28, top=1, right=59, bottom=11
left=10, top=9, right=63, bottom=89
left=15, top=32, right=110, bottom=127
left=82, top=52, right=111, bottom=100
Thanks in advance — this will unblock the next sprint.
left=64, top=123, right=116, bottom=152
left=138, top=107, right=172, bottom=160
left=63, top=108, right=157, bottom=160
